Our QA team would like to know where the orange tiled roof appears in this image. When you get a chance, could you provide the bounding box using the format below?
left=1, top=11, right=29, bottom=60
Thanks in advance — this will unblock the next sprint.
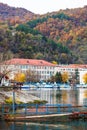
left=58, top=64, right=87, bottom=69
left=6, top=58, right=56, bottom=66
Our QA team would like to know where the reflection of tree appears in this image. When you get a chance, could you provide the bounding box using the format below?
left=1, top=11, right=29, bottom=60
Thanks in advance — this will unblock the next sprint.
left=62, top=91, right=68, bottom=103
left=56, top=91, right=62, bottom=104
left=83, top=90, right=87, bottom=98
left=69, top=90, right=79, bottom=105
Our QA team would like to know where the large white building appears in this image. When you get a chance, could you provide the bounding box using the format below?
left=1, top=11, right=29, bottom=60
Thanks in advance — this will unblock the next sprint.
left=0, top=58, right=56, bottom=81
left=56, top=64, right=87, bottom=84
left=80, top=71, right=87, bottom=84
left=0, top=58, right=87, bottom=84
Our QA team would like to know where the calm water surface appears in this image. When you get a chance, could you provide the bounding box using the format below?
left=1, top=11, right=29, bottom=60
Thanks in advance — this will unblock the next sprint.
left=1, top=89, right=87, bottom=130
left=1, top=120, right=87, bottom=130
left=33, top=88, right=87, bottom=106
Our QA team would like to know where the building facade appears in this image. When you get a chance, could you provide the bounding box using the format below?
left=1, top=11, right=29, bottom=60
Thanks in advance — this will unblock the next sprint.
left=0, top=58, right=87, bottom=84
left=55, top=64, right=87, bottom=84
left=0, top=58, right=56, bottom=81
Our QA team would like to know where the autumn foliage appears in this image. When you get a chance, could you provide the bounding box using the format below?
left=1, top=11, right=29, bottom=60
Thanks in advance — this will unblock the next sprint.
left=14, top=73, right=26, bottom=82
left=62, top=72, right=69, bottom=83
left=83, top=73, right=87, bottom=84
left=0, top=3, right=87, bottom=64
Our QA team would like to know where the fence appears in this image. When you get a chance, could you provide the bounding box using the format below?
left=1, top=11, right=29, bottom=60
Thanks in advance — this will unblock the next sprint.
left=1, top=103, right=80, bottom=117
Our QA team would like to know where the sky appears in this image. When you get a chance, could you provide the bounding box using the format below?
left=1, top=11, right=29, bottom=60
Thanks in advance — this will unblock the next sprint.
left=0, top=0, right=87, bottom=14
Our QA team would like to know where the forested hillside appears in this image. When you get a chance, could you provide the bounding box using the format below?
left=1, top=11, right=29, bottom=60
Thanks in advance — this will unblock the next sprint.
left=34, top=6, right=87, bottom=64
left=0, top=3, right=87, bottom=64
left=0, top=3, right=37, bottom=24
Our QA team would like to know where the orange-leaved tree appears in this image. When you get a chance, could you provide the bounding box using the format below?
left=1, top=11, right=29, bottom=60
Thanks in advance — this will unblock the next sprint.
left=62, top=72, right=69, bottom=83
left=83, top=73, right=87, bottom=84
left=14, top=72, right=26, bottom=82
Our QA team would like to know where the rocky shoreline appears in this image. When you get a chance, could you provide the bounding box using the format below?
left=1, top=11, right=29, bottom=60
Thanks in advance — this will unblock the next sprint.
left=0, top=90, right=40, bottom=104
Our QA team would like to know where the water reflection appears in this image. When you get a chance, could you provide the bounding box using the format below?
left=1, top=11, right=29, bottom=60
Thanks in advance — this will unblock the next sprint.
left=33, top=89, right=87, bottom=106
left=1, top=89, right=87, bottom=130
left=1, top=120, right=87, bottom=130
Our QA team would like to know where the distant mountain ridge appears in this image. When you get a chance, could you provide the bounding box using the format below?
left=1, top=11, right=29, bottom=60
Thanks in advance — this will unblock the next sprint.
left=0, top=3, right=37, bottom=23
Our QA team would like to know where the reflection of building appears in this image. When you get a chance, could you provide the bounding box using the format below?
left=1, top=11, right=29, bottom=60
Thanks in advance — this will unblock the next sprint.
left=79, top=89, right=87, bottom=105
left=40, top=90, right=52, bottom=104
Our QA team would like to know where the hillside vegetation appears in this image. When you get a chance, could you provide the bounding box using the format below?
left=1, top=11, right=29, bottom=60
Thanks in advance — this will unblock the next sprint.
left=0, top=3, right=87, bottom=64
left=0, top=3, right=37, bottom=24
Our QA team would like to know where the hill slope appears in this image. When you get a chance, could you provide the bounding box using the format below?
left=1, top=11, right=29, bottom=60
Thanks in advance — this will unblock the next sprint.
left=0, top=3, right=37, bottom=24
left=0, top=3, right=87, bottom=64
left=34, top=6, right=87, bottom=63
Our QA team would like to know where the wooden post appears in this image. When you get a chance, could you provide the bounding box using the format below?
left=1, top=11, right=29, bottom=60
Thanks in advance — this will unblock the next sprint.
left=2, top=104, right=4, bottom=115
left=68, top=104, right=72, bottom=113
left=57, top=105, right=61, bottom=113
left=36, top=104, right=38, bottom=114
left=25, top=104, right=27, bottom=115
left=12, top=90, right=15, bottom=114
left=46, top=105, right=48, bottom=114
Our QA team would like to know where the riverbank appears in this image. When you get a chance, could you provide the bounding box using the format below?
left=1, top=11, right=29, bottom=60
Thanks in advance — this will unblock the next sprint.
left=4, top=113, right=72, bottom=122
left=4, top=111, right=87, bottom=122
left=0, top=90, right=40, bottom=104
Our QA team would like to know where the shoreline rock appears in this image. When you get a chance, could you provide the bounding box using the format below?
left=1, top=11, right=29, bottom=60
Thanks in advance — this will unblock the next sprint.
left=0, top=90, right=40, bottom=104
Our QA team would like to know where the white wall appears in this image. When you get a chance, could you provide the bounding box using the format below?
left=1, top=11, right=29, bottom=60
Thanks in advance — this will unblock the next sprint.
left=79, top=71, right=87, bottom=84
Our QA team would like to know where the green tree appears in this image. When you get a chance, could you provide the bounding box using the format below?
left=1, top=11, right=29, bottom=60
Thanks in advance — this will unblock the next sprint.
left=55, top=72, right=62, bottom=83
left=75, top=69, right=79, bottom=84
left=49, top=75, right=56, bottom=83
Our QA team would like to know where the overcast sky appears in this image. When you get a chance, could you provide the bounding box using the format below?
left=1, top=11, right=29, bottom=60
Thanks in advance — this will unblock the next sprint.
left=0, top=0, right=87, bottom=14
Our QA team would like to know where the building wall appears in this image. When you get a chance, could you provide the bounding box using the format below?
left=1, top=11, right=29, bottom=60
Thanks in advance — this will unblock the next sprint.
left=8, top=64, right=55, bottom=81
left=79, top=71, right=87, bottom=84
left=19, top=65, right=55, bottom=81
left=55, top=65, right=87, bottom=84
left=8, top=64, right=87, bottom=83
left=0, top=58, right=87, bottom=83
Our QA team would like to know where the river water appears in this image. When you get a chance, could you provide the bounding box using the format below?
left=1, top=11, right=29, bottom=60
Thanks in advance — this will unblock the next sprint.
left=0, top=120, right=87, bottom=130
left=1, top=88, right=87, bottom=130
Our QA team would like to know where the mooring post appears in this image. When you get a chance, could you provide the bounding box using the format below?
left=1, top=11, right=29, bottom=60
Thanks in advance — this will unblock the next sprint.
left=68, top=104, right=72, bottom=113
left=36, top=104, right=38, bottom=114
left=57, top=104, right=61, bottom=113
left=1, top=103, right=4, bottom=116
left=25, top=104, right=27, bottom=115
left=46, top=104, right=48, bottom=114
left=12, top=90, right=15, bottom=114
